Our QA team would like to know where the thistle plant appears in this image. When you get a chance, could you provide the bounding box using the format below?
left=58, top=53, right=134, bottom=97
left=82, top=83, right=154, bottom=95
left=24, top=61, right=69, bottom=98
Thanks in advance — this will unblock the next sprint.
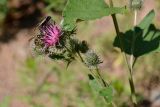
left=31, top=16, right=103, bottom=70
left=31, top=15, right=114, bottom=105
left=30, top=0, right=160, bottom=106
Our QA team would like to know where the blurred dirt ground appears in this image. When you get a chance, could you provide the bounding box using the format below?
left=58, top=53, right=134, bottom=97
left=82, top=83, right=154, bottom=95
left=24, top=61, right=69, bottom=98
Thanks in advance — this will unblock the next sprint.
left=0, top=0, right=160, bottom=107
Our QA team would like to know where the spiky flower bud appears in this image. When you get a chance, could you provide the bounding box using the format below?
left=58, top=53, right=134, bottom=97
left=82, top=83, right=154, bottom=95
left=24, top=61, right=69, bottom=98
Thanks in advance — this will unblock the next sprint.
left=65, top=37, right=80, bottom=53
left=79, top=40, right=89, bottom=53
left=84, top=50, right=102, bottom=69
left=129, top=0, right=143, bottom=10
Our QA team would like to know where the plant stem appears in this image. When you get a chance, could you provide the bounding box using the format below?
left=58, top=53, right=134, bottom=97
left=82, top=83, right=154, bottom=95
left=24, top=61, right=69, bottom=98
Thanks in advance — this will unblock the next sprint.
left=77, top=51, right=84, bottom=63
left=129, top=10, right=138, bottom=106
left=108, top=0, right=137, bottom=106
left=108, top=0, right=130, bottom=70
left=95, top=67, right=117, bottom=107
left=130, top=10, right=137, bottom=70
left=95, top=67, right=109, bottom=87
left=77, top=52, right=117, bottom=107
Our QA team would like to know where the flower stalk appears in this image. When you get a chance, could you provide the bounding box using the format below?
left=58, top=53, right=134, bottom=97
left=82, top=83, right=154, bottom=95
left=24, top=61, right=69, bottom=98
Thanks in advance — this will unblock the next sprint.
left=81, top=56, right=117, bottom=107
left=108, top=0, right=138, bottom=106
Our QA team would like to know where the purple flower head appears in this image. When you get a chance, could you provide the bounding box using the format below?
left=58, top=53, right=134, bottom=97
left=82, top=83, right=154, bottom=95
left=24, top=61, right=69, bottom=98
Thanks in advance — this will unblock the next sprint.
left=39, top=16, right=62, bottom=47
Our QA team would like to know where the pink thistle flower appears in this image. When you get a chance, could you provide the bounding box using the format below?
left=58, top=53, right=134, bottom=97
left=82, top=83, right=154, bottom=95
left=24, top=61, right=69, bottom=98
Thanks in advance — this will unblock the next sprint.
left=39, top=16, right=62, bottom=47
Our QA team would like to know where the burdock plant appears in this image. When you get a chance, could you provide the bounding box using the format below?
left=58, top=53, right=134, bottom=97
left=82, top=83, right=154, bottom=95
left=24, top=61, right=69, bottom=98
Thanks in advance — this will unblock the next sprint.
left=30, top=0, right=160, bottom=106
left=31, top=15, right=112, bottom=105
left=31, top=16, right=102, bottom=69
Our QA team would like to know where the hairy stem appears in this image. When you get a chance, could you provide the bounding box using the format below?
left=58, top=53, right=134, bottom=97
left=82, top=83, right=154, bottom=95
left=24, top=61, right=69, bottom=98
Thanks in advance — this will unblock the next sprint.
left=95, top=67, right=108, bottom=87
left=77, top=52, right=117, bottom=107
left=77, top=51, right=84, bottom=63
left=130, top=10, right=137, bottom=70
left=108, top=0, right=137, bottom=106
left=129, top=10, right=138, bottom=106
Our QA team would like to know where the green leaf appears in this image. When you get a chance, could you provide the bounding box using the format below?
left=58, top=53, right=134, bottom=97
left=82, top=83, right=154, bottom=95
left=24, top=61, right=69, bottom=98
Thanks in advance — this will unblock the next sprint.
left=88, top=74, right=113, bottom=103
left=138, top=10, right=155, bottom=29
left=99, top=86, right=113, bottom=103
left=88, top=74, right=102, bottom=92
left=113, top=10, right=160, bottom=57
left=44, top=0, right=66, bottom=12
left=62, top=0, right=127, bottom=30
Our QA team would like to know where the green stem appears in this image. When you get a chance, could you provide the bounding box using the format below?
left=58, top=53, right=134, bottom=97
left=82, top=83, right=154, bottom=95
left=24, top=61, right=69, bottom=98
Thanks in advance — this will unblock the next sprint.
left=130, top=10, right=137, bottom=70
left=108, top=0, right=137, bottom=106
left=77, top=52, right=117, bottom=107
left=129, top=10, right=138, bottom=106
left=95, top=67, right=117, bottom=107
left=95, top=67, right=109, bottom=87
left=77, top=51, right=84, bottom=63
left=95, top=66, right=117, bottom=107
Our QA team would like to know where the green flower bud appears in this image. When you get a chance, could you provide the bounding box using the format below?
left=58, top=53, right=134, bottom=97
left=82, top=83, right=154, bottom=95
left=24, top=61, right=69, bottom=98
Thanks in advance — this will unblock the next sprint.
left=84, top=50, right=102, bottom=69
left=79, top=40, right=89, bottom=53
left=129, top=0, right=143, bottom=10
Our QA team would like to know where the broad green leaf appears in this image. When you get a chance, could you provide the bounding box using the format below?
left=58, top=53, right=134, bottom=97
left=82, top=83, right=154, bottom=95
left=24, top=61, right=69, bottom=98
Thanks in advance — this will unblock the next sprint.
left=113, top=10, right=160, bottom=57
left=99, top=86, right=113, bottom=103
left=62, top=0, right=127, bottom=30
left=88, top=74, right=102, bottom=92
left=88, top=74, right=113, bottom=103
left=44, top=0, right=66, bottom=12
left=0, top=96, right=11, bottom=107
left=138, top=10, right=155, bottom=29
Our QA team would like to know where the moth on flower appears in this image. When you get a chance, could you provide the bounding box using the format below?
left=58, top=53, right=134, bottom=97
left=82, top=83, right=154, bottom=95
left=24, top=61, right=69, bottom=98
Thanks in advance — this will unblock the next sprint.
left=39, top=16, right=62, bottom=47
left=30, top=16, right=62, bottom=55
left=30, top=16, right=78, bottom=64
